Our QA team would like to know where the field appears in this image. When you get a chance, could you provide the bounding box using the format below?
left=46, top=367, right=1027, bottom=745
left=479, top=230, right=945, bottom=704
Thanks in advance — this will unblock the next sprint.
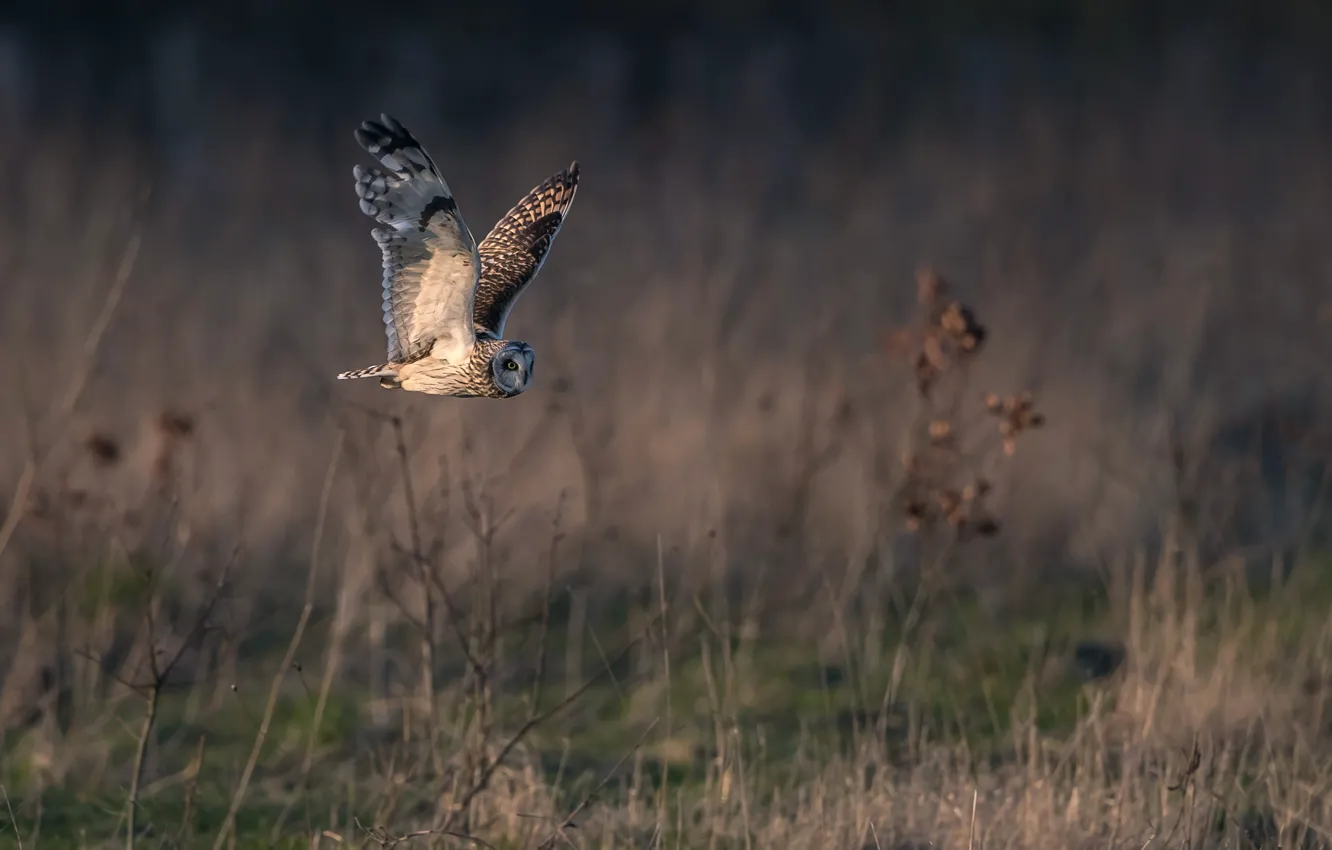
left=2, top=20, right=1332, bottom=849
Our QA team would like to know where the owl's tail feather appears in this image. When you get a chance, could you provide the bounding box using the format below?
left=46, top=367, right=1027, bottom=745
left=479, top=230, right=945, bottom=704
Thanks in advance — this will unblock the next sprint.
left=336, top=362, right=399, bottom=381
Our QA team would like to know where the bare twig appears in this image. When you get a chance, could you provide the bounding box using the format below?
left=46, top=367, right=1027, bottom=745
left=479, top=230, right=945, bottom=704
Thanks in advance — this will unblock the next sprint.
left=535, top=718, right=661, bottom=850
left=125, top=557, right=230, bottom=850
left=442, top=611, right=663, bottom=832
left=355, top=817, right=497, bottom=850
left=125, top=646, right=161, bottom=850
left=387, top=415, right=486, bottom=685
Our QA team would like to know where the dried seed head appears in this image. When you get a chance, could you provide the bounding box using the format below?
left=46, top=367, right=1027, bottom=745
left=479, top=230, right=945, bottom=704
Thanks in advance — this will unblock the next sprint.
left=85, top=433, right=122, bottom=467
left=938, top=302, right=986, bottom=351
left=939, top=302, right=968, bottom=335
left=984, top=393, right=1003, bottom=414
left=914, top=352, right=939, bottom=398
left=937, top=488, right=964, bottom=522
left=923, top=333, right=946, bottom=370
left=928, top=420, right=952, bottom=442
left=833, top=397, right=855, bottom=429
left=903, top=499, right=933, bottom=529
left=1003, top=438, right=1017, bottom=456
left=158, top=410, right=195, bottom=439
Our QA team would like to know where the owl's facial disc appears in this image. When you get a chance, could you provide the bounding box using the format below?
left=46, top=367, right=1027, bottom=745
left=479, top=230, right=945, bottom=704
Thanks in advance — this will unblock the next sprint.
left=491, top=341, right=535, bottom=396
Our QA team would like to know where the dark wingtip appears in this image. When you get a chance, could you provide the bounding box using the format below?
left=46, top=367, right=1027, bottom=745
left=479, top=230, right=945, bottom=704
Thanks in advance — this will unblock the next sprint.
left=356, top=115, right=416, bottom=156
left=567, top=160, right=580, bottom=181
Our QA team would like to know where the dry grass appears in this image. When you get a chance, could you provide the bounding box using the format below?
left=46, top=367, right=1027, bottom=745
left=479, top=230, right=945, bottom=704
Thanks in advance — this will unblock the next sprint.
left=1, top=26, right=1331, bottom=850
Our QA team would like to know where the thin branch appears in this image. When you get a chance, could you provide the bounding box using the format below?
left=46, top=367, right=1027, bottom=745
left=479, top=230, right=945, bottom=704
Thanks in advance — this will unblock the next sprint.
left=58, top=226, right=144, bottom=424
left=124, top=680, right=159, bottom=850
left=126, top=557, right=229, bottom=850
left=535, top=718, right=661, bottom=850
left=389, top=416, right=486, bottom=682
left=354, top=817, right=498, bottom=850
left=443, top=611, right=663, bottom=832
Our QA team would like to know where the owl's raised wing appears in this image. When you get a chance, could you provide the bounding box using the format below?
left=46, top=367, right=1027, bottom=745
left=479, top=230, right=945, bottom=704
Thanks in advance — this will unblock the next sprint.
left=353, top=114, right=480, bottom=364
left=473, top=163, right=579, bottom=338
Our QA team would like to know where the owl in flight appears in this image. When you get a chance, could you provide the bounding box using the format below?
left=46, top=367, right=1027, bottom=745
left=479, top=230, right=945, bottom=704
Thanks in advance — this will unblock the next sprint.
left=336, top=114, right=579, bottom=397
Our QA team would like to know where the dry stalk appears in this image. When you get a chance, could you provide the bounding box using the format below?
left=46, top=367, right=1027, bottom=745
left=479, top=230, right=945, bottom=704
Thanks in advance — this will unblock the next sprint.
left=210, top=432, right=343, bottom=850
left=390, top=413, right=442, bottom=759
left=384, top=414, right=486, bottom=698
left=174, top=735, right=207, bottom=846
left=888, top=268, right=1042, bottom=544
left=655, top=534, right=673, bottom=838
left=439, top=610, right=664, bottom=833
left=119, top=548, right=229, bottom=850
left=353, top=817, right=497, bottom=850
left=534, top=717, right=660, bottom=850
left=0, top=204, right=145, bottom=566
left=269, top=434, right=360, bottom=842
left=967, top=788, right=978, bottom=850
left=0, top=785, right=21, bottom=850
left=527, top=498, right=565, bottom=717
left=455, top=478, right=509, bottom=831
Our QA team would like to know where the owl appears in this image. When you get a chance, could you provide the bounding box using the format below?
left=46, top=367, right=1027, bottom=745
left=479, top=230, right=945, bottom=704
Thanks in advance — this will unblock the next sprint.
left=336, top=114, right=579, bottom=397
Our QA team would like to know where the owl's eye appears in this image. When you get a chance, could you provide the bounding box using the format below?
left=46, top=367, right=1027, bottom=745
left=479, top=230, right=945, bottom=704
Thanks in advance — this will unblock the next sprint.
left=504, top=359, right=518, bottom=371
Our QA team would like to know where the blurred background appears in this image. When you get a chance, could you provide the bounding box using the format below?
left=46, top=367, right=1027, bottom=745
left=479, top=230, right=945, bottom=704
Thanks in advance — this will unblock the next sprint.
left=3, top=1, right=1332, bottom=844
left=4, top=0, right=1329, bottom=581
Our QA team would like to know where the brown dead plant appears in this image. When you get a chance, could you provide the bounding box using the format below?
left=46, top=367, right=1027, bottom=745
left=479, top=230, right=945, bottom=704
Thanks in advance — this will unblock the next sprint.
left=888, top=268, right=1045, bottom=546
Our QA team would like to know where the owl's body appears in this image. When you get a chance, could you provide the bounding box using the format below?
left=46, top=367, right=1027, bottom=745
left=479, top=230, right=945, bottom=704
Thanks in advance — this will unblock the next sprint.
left=335, top=114, right=579, bottom=398
left=336, top=337, right=534, bottom=398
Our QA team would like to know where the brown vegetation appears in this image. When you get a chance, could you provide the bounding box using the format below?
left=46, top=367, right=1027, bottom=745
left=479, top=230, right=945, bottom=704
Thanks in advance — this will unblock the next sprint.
left=0, top=27, right=1330, bottom=849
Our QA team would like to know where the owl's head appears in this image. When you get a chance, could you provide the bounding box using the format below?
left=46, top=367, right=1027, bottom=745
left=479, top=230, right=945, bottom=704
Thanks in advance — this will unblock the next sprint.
left=489, top=340, right=535, bottom=397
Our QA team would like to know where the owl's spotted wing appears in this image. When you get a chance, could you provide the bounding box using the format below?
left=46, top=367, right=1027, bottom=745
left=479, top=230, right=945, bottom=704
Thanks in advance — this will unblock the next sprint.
left=353, top=114, right=479, bottom=364
left=473, top=163, right=580, bottom=338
